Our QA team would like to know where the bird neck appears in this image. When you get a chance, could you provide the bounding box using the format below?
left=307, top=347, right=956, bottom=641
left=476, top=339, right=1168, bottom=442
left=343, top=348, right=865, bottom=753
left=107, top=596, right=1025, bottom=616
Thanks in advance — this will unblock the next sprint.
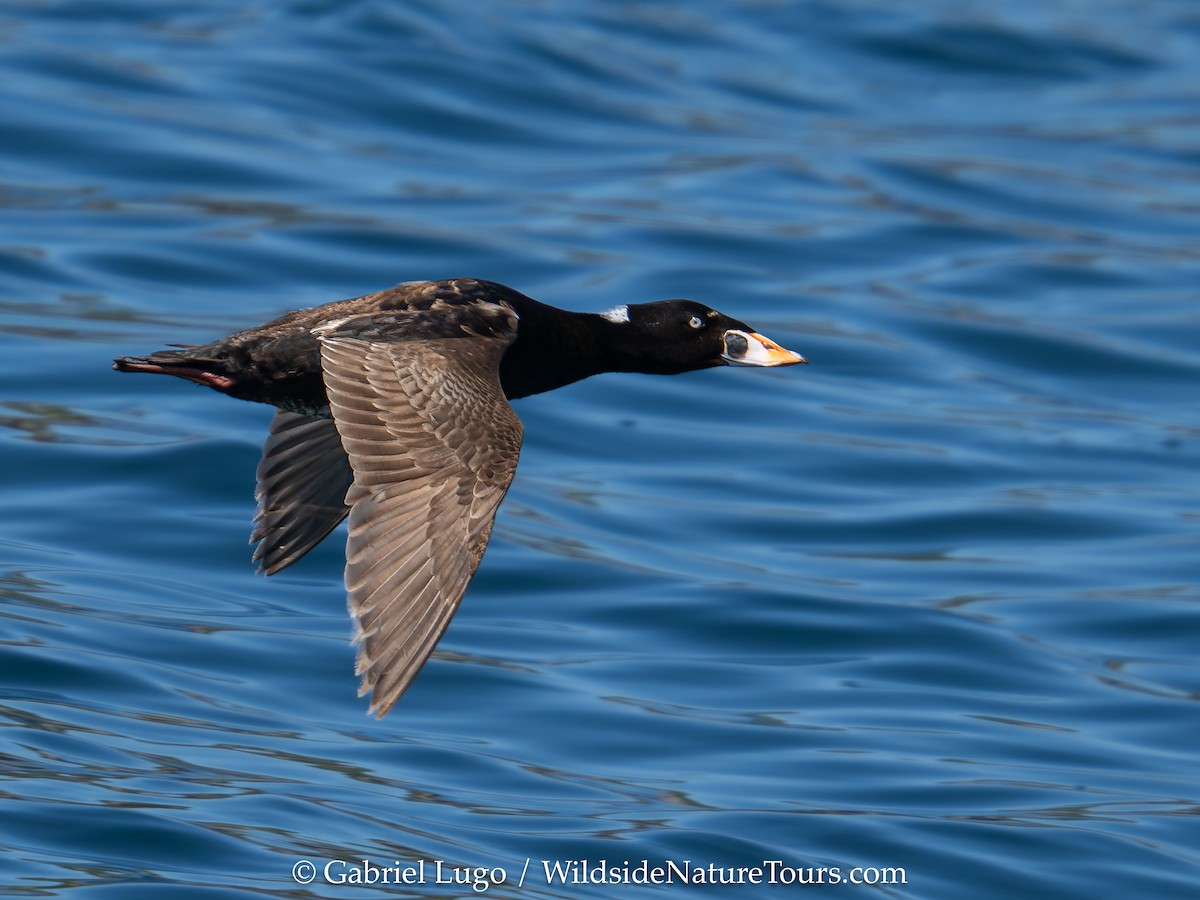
left=499, top=300, right=631, bottom=399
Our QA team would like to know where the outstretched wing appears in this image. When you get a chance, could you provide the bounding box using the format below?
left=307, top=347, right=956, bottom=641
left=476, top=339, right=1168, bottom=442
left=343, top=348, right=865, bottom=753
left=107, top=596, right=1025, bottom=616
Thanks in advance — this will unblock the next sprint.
left=251, top=411, right=353, bottom=575
left=316, top=303, right=522, bottom=716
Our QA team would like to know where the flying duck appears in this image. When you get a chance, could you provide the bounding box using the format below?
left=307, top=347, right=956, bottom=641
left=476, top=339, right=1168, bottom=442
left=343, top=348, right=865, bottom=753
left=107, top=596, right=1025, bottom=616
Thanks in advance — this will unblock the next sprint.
left=114, top=278, right=806, bottom=715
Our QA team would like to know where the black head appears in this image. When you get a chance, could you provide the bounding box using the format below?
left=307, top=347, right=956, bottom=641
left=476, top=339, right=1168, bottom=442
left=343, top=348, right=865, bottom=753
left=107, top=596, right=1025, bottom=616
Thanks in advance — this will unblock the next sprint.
left=496, top=293, right=806, bottom=399
left=607, top=299, right=806, bottom=375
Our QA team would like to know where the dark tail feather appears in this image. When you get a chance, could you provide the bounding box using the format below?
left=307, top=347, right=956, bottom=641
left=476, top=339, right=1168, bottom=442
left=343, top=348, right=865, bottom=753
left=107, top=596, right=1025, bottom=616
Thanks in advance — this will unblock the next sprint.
left=113, top=352, right=237, bottom=392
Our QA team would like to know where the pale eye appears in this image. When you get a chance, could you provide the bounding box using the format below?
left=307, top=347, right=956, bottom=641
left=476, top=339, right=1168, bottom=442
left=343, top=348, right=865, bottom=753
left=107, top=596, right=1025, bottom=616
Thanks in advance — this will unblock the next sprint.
left=688, top=316, right=704, bottom=329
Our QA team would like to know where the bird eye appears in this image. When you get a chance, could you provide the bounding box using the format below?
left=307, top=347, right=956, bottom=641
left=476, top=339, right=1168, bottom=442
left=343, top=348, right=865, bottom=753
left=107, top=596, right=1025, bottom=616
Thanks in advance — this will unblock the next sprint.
left=688, top=316, right=704, bottom=329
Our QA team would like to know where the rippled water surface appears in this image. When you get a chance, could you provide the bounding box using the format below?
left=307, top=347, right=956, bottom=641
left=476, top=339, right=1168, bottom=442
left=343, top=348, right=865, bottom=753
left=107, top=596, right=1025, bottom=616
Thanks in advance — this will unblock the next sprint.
left=3, top=1, right=1200, bottom=897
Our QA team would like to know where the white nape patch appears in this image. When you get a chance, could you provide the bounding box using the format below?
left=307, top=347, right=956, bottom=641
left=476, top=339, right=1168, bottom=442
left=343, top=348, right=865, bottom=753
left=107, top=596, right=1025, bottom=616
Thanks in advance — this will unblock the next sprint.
left=600, top=304, right=630, bottom=324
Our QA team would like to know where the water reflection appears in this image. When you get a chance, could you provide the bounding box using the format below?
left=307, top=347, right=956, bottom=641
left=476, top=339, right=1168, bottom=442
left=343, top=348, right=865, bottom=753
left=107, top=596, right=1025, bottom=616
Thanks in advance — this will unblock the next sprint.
left=0, top=401, right=185, bottom=445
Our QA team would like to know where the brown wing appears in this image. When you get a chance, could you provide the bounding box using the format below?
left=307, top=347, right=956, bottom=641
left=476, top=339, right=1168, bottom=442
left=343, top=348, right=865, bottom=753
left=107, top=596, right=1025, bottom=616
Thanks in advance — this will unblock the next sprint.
left=317, top=305, right=522, bottom=716
left=250, top=411, right=353, bottom=576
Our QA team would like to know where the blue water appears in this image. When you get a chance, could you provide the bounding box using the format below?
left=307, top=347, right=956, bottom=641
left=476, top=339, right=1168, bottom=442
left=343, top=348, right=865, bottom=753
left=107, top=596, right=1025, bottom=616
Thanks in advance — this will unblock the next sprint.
left=3, top=1, right=1199, bottom=897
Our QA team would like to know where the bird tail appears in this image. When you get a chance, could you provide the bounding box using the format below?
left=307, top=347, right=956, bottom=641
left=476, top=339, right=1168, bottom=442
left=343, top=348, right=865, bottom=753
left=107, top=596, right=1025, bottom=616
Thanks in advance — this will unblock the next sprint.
left=113, top=348, right=237, bottom=392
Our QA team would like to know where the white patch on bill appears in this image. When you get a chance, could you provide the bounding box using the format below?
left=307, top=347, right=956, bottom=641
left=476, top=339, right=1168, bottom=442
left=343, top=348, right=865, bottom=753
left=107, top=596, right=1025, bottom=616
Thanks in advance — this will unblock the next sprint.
left=600, top=304, right=630, bottom=323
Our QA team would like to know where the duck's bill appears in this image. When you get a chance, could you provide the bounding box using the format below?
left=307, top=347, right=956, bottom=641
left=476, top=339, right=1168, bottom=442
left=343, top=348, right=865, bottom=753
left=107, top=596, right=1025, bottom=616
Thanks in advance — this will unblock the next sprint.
left=721, top=330, right=808, bottom=367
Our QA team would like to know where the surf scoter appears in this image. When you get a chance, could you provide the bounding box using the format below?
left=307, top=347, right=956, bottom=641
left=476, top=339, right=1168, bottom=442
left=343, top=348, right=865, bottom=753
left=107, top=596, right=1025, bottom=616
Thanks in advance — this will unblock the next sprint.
left=114, top=277, right=806, bottom=715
